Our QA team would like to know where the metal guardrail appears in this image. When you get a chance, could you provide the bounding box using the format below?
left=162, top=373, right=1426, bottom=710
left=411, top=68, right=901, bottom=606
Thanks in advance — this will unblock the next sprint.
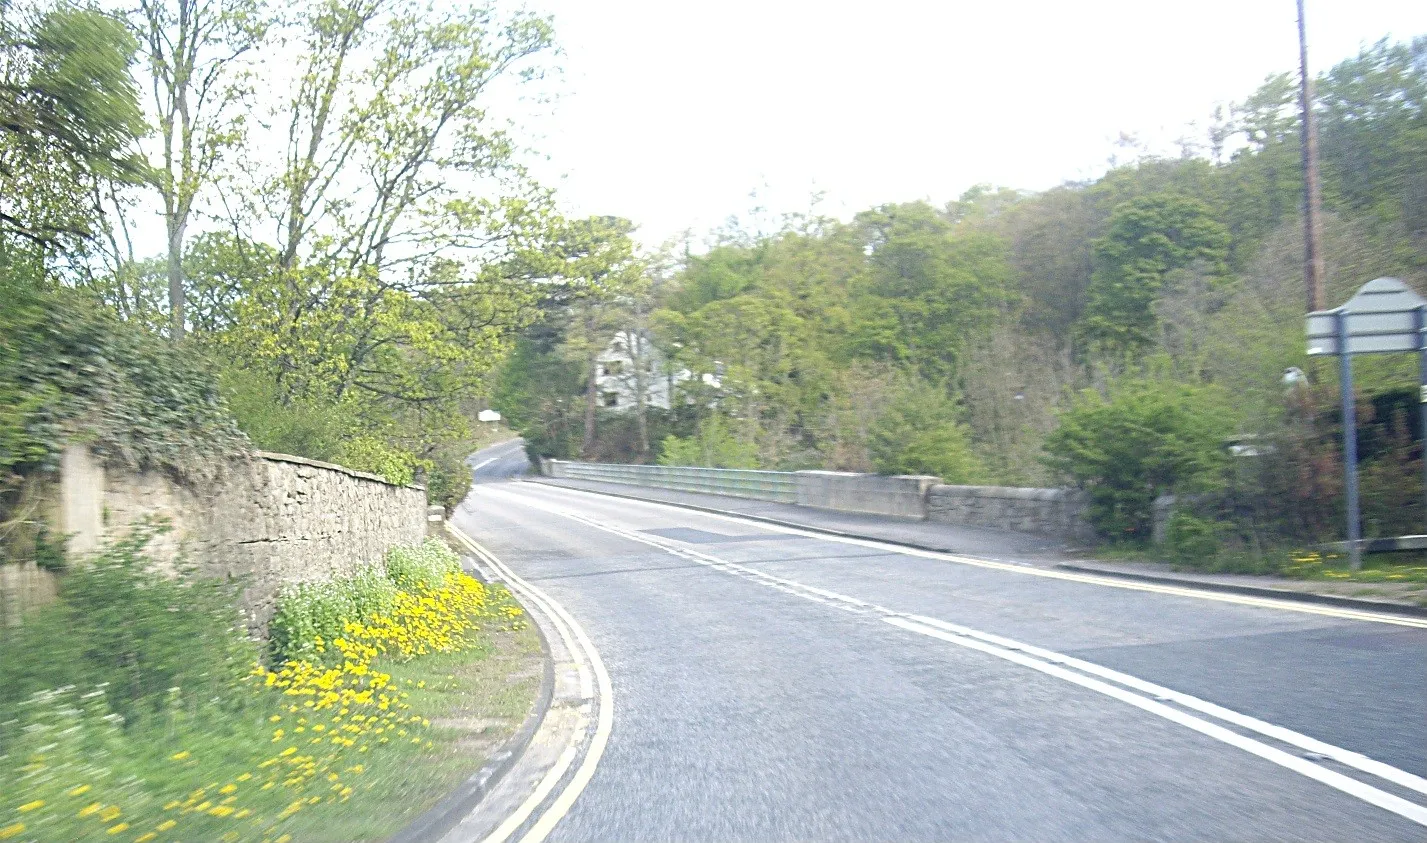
left=551, top=461, right=798, bottom=504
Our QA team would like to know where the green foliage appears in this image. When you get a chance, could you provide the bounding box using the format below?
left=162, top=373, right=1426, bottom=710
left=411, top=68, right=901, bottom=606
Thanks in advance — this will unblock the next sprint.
left=0, top=529, right=254, bottom=722
left=384, top=538, right=462, bottom=594
left=267, top=539, right=461, bottom=664
left=1165, top=512, right=1222, bottom=564
left=869, top=380, right=985, bottom=482
left=0, top=1, right=147, bottom=249
left=1044, top=380, right=1234, bottom=539
left=659, top=415, right=759, bottom=469
left=0, top=284, right=248, bottom=487
left=335, top=436, right=419, bottom=487
left=1079, top=194, right=1231, bottom=356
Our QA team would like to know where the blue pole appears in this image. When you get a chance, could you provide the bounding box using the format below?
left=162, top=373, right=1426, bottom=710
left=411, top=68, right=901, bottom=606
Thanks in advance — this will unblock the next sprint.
left=1338, top=310, right=1362, bottom=570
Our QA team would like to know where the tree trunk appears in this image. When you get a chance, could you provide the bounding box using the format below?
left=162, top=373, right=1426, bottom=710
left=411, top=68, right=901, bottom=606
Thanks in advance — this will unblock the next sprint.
left=632, top=332, right=650, bottom=457
left=167, top=216, right=186, bottom=339
left=583, top=310, right=598, bottom=458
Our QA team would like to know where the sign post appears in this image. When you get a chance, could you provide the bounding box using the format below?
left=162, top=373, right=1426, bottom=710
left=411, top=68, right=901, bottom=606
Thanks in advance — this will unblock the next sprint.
left=1307, top=278, right=1427, bottom=570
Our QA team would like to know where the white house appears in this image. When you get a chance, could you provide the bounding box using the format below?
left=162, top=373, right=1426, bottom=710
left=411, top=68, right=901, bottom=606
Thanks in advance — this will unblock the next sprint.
left=594, top=330, right=721, bottom=412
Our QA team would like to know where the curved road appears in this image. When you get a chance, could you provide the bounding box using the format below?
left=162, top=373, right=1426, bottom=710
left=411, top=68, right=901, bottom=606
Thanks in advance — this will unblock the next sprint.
left=451, top=441, right=1427, bottom=842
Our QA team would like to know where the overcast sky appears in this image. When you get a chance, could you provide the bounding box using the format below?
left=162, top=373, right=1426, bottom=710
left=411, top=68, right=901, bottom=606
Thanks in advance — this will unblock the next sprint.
left=520, top=0, right=1427, bottom=249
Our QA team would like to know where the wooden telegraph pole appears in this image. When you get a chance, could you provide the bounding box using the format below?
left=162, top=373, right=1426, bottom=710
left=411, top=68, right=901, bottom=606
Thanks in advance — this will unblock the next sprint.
left=1297, top=0, right=1327, bottom=312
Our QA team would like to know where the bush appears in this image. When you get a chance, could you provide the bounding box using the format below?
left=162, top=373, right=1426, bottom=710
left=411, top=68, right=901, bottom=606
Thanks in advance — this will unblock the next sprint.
left=659, top=414, right=758, bottom=468
left=869, top=380, right=985, bottom=482
left=0, top=529, right=253, bottom=722
left=268, top=539, right=463, bottom=664
left=384, top=538, right=462, bottom=593
left=1044, top=379, right=1234, bottom=540
left=1166, top=512, right=1221, bottom=564
left=423, top=449, right=473, bottom=514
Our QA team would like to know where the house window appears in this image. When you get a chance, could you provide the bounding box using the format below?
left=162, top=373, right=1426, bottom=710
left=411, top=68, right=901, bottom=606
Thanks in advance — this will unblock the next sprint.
left=602, top=360, right=623, bottom=376
left=603, top=392, right=619, bottom=407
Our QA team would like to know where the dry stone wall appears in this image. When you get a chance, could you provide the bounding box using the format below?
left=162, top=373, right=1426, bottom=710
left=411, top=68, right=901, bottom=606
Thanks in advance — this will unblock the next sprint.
left=59, top=448, right=426, bottom=631
left=926, top=485, right=1095, bottom=542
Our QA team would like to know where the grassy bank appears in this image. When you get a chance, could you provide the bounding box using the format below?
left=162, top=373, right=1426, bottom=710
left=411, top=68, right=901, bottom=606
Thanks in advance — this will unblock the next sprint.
left=1096, top=544, right=1427, bottom=584
left=0, top=537, right=540, bottom=842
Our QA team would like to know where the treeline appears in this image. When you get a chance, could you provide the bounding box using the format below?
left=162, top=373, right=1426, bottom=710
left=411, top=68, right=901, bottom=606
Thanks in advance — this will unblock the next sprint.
left=501, top=37, right=1427, bottom=550
left=0, top=0, right=583, bottom=555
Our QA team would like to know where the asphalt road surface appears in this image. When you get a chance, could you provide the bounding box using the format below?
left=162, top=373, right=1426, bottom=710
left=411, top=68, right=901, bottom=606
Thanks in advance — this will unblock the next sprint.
left=452, top=442, right=1427, bottom=842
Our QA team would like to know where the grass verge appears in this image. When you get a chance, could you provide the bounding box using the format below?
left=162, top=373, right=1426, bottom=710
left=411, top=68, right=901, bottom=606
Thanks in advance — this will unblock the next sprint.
left=0, top=536, right=542, bottom=842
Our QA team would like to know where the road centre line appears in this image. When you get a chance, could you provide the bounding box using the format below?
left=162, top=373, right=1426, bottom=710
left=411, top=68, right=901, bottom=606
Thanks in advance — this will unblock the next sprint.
left=446, top=523, right=613, bottom=843
left=474, top=484, right=1427, bottom=828
left=517, top=480, right=1427, bottom=630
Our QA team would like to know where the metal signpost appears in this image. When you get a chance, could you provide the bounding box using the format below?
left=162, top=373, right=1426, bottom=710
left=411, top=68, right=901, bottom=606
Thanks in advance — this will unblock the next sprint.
left=1306, top=277, right=1427, bottom=570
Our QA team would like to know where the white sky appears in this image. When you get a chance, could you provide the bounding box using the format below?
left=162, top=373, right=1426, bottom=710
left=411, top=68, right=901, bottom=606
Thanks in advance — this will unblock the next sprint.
left=521, top=0, right=1427, bottom=250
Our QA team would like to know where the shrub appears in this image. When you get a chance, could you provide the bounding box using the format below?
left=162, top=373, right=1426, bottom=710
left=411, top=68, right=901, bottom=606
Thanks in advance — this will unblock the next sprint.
left=384, top=538, right=462, bottom=594
left=869, top=380, right=985, bottom=482
left=0, top=529, right=253, bottom=722
left=268, top=539, right=462, bottom=664
left=1044, top=379, right=1234, bottom=540
left=1166, top=512, right=1221, bottom=564
left=659, top=415, right=759, bottom=468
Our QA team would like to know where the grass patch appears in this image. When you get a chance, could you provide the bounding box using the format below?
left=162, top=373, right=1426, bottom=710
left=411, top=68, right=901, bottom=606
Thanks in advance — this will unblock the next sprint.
left=0, top=536, right=541, bottom=842
left=1094, top=544, right=1427, bottom=584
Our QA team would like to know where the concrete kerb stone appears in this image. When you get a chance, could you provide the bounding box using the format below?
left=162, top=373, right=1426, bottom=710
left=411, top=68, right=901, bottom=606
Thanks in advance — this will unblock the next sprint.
left=388, top=552, right=558, bottom=843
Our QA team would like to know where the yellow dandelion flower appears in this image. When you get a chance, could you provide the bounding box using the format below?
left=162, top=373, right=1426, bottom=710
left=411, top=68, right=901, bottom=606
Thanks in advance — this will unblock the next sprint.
left=68, top=785, right=91, bottom=797
left=135, top=833, right=157, bottom=843
left=0, top=824, right=25, bottom=840
left=156, top=820, right=177, bottom=831
left=99, top=806, right=121, bottom=822
left=17, top=800, right=44, bottom=813
left=170, top=751, right=190, bottom=761
left=106, top=822, right=129, bottom=834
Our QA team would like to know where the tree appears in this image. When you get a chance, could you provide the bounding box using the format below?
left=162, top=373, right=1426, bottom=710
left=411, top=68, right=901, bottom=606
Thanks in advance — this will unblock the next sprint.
left=216, top=0, right=557, bottom=416
left=135, top=0, right=267, bottom=338
left=0, top=2, right=146, bottom=254
left=1078, top=194, right=1230, bottom=357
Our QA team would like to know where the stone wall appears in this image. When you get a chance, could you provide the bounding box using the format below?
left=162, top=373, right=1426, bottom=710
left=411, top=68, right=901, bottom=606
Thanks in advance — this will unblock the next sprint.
left=541, top=459, right=1101, bottom=541
left=794, top=471, right=940, bottom=519
left=926, top=485, right=1096, bottom=542
left=57, top=447, right=426, bottom=630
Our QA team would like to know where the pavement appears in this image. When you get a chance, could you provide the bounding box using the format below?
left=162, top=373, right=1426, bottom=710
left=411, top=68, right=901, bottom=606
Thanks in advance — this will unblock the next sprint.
left=450, top=441, right=1427, bottom=841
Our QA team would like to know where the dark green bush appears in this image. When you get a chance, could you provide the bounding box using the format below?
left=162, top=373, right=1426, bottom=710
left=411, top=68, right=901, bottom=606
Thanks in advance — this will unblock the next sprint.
left=1044, top=379, right=1234, bottom=540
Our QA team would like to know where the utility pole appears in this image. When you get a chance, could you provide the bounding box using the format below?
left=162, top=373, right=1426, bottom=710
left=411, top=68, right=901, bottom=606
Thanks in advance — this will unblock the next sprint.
left=1297, top=0, right=1327, bottom=312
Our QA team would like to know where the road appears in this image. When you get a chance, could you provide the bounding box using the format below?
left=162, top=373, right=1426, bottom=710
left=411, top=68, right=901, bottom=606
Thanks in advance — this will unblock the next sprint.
left=452, top=442, right=1427, bottom=842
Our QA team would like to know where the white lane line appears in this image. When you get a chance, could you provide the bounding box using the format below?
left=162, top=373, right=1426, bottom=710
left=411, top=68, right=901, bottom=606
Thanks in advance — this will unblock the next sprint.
left=516, top=481, right=1427, bottom=630
left=902, top=614, right=1427, bottom=799
left=447, top=523, right=613, bottom=843
left=474, top=484, right=1427, bottom=828
left=886, top=617, right=1427, bottom=828
left=470, top=457, right=499, bottom=471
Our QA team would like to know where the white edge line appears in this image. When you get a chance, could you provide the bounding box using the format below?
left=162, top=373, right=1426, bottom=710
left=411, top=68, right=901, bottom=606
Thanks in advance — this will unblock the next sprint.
left=517, top=481, right=1427, bottom=630
left=886, top=617, right=1427, bottom=828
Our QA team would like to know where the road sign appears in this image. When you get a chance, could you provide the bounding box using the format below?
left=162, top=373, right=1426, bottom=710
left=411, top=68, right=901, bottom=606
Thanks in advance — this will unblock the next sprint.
left=1303, top=277, right=1427, bottom=570
left=1306, top=277, right=1426, bottom=356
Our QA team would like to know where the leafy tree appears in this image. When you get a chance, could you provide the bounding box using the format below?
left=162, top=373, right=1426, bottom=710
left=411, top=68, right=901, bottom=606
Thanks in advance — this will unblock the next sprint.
left=0, top=2, right=146, bottom=253
left=1044, top=380, right=1234, bottom=539
left=1078, top=194, right=1230, bottom=357
left=135, top=0, right=268, bottom=337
